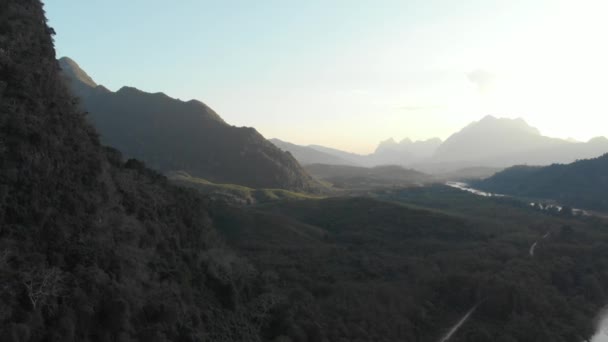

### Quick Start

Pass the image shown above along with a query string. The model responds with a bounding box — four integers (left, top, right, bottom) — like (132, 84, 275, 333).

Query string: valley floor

(207, 184, 608, 341)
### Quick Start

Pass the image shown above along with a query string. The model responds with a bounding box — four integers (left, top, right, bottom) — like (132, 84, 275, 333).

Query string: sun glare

(470, 0, 608, 141)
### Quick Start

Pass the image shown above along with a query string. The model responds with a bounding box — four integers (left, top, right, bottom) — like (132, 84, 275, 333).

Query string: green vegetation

(214, 188, 608, 341)
(474, 154, 608, 211)
(305, 163, 431, 190)
(169, 171, 324, 204)
(0, 3, 272, 340)
(2, 2, 608, 341)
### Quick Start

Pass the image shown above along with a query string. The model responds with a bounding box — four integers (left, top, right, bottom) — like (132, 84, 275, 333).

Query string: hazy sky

(45, 0, 608, 153)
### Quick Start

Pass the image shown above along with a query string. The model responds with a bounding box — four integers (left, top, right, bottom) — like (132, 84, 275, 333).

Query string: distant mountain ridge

(473, 154, 608, 211)
(373, 137, 442, 165)
(433, 115, 608, 167)
(434, 116, 549, 162)
(60, 57, 317, 191)
(269, 138, 356, 166)
(271, 137, 442, 167)
(273, 116, 608, 173)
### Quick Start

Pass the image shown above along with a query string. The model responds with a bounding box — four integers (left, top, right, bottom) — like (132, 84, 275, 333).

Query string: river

(445, 181, 505, 198)
(445, 182, 589, 216)
(592, 332, 608, 342)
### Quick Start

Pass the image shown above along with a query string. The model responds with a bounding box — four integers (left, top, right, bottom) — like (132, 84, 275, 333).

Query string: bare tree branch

(22, 267, 64, 310)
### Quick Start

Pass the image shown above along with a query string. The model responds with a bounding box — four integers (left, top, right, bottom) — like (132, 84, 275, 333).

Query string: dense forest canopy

(213, 188, 608, 341)
(474, 154, 608, 211)
(0, 1, 274, 340)
(1, 1, 607, 342)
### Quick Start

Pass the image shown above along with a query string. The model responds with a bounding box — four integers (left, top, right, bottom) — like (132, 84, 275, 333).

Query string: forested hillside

(0, 2, 271, 340)
(2, 2, 607, 342)
(474, 154, 608, 211)
(214, 191, 608, 342)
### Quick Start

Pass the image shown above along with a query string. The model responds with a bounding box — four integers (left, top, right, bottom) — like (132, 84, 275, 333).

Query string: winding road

(529, 242, 538, 257)
(530, 232, 550, 257)
(442, 182, 606, 340)
(437, 305, 478, 342)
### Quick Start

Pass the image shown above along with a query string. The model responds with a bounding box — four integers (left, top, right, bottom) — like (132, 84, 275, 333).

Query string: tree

(22, 267, 64, 310)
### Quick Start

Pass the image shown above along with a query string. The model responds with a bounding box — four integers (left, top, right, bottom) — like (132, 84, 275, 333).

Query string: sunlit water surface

(592, 315, 608, 342)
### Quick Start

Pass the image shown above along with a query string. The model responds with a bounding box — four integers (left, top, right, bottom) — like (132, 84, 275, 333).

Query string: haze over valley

(272, 115, 608, 173)
(1, 1, 607, 341)
(60, 55, 608, 181)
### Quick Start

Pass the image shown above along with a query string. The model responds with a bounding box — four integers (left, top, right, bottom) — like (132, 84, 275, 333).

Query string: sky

(44, 0, 608, 154)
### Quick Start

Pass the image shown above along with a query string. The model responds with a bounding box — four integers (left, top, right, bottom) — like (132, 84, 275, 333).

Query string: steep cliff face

(59, 57, 318, 192)
(0, 2, 266, 340)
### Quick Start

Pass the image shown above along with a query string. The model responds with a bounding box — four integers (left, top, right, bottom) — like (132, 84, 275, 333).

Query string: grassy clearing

(168, 171, 324, 204)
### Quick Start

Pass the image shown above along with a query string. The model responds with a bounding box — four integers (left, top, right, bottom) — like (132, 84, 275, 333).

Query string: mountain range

(59, 57, 316, 191)
(372, 137, 443, 165)
(3, 2, 608, 340)
(271, 137, 443, 167)
(272, 116, 608, 173)
(268, 138, 355, 166)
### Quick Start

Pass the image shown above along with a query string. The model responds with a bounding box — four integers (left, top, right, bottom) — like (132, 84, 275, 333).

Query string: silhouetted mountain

(269, 138, 355, 166)
(372, 137, 442, 165)
(272, 117, 607, 173)
(433, 115, 608, 167)
(308, 144, 364, 164)
(58, 56, 97, 88)
(60, 57, 316, 191)
(273, 137, 442, 167)
(305, 163, 431, 189)
(0, 2, 269, 339)
(474, 154, 608, 211)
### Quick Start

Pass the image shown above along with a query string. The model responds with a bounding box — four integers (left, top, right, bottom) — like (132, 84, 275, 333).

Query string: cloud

(467, 69, 496, 93)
